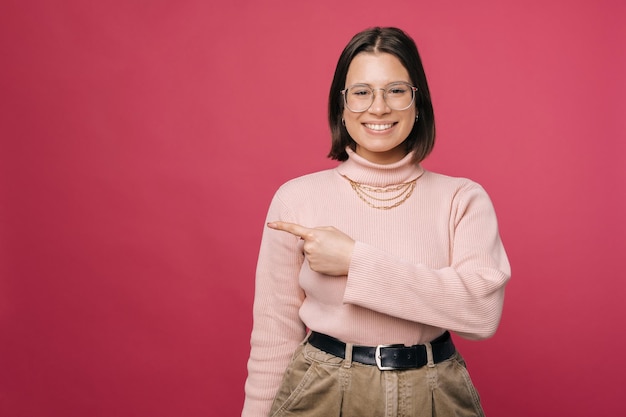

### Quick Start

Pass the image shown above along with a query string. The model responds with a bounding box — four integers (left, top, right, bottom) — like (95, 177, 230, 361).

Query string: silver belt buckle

(375, 345, 396, 370)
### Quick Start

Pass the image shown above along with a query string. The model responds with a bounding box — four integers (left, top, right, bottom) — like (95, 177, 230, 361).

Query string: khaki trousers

(270, 338, 485, 417)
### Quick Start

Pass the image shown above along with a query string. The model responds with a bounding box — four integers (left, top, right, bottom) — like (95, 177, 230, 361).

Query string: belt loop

(424, 342, 435, 368)
(343, 343, 353, 368)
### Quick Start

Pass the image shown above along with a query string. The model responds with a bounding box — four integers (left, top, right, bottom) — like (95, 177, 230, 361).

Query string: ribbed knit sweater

(242, 148, 511, 416)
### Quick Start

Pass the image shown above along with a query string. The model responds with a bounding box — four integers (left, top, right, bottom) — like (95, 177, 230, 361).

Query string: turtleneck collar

(335, 147, 425, 187)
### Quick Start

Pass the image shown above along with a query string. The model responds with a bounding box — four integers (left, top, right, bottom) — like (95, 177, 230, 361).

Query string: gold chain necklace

(342, 174, 417, 210)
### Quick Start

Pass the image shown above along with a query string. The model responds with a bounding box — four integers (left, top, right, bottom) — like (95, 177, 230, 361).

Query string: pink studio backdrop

(1, 1, 625, 416)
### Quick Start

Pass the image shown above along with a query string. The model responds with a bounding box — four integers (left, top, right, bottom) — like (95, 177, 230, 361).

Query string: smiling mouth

(364, 123, 395, 131)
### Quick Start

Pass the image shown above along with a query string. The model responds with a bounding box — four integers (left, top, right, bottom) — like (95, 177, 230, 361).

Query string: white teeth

(364, 123, 393, 131)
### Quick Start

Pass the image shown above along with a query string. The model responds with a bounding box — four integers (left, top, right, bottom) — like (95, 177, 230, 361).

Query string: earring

(415, 114, 419, 121)
(341, 118, 345, 126)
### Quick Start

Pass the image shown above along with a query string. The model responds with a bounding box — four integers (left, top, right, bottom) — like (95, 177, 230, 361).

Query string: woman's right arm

(242, 193, 307, 417)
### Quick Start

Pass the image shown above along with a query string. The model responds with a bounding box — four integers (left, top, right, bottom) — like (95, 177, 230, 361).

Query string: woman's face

(343, 52, 416, 164)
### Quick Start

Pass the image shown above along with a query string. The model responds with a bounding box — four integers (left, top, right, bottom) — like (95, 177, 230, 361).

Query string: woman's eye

(352, 89, 371, 96)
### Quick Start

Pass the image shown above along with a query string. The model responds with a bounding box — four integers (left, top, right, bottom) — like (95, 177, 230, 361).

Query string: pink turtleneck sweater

(242, 149, 511, 416)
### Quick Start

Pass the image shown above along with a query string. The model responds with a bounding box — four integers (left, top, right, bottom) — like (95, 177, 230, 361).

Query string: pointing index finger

(267, 221, 311, 239)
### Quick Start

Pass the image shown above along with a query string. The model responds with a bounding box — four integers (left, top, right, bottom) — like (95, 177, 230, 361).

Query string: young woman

(242, 27, 511, 417)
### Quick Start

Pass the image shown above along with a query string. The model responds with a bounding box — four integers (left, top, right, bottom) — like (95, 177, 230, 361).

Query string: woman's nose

(368, 89, 390, 115)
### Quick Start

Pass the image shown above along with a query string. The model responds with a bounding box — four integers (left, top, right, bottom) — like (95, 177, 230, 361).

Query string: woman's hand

(267, 221, 355, 276)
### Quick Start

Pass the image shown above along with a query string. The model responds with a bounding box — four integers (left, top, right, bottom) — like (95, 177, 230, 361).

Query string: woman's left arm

(344, 184, 511, 340)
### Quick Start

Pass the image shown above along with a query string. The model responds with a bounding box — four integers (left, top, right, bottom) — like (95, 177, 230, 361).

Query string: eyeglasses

(341, 82, 417, 113)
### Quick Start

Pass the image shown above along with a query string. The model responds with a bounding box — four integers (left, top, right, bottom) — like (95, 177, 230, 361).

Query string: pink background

(1, 1, 625, 416)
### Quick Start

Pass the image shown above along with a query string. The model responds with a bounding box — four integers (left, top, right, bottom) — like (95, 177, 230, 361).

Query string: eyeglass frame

(340, 82, 418, 113)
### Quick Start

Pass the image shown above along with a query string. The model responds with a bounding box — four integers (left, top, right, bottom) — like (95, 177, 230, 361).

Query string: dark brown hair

(328, 27, 435, 163)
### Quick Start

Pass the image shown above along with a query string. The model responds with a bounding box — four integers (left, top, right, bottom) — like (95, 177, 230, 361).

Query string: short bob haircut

(328, 27, 435, 164)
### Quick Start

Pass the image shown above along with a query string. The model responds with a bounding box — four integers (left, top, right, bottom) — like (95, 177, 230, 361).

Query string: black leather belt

(308, 331, 455, 370)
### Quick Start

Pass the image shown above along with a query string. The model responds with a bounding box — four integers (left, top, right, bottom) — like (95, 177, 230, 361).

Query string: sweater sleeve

(242, 192, 307, 417)
(343, 183, 511, 340)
